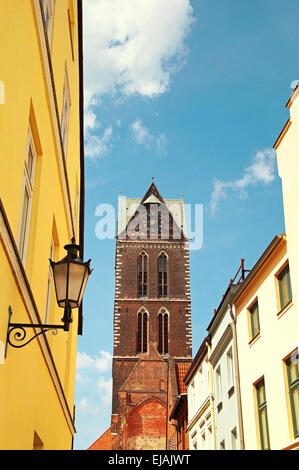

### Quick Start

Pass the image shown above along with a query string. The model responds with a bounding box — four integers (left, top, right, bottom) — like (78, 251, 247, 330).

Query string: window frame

(285, 351, 299, 439)
(158, 251, 168, 298)
(276, 262, 293, 311)
(17, 128, 37, 264)
(215, 365, 222, 405)
(227, 347, 234, 390)
(254, 377, 271, 450)
(45, 240, 54, 324)
(41, 0, 55, 47)
(136, 308, 148, 354)
(137, 250, 148, 298)
(249, 299, 260, 341)
(231, 427, 237, 450)
(60, 67, 71, 159)
(157, 308, 169, 355)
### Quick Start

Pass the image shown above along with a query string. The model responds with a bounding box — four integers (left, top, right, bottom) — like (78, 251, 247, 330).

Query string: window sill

(248, 332, 261, 347)
(277, 300, 293, 319)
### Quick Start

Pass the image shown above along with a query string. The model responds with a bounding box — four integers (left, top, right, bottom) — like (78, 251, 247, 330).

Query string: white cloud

(85, 126, 113, 159)
(84, 109, 97, 131)
(290, 80, 299, 90)
(77, 350, 112, 372)
(75, 350, 112, 416)
(209, 148, 277, 216)
(83, 0, 194, 101)
(97, 377, 112, 405)
(156, 133, 168, 155)
(131, 118, 153, 148)
(130, 118, 168, 155)
(83, 0, 194, 159)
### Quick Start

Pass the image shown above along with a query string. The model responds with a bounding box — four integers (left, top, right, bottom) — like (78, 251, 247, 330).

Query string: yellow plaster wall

(0, 0, 81, 449)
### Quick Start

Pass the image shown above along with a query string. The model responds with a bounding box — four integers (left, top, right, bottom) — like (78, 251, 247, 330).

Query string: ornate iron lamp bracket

(5, 306, 65, 358)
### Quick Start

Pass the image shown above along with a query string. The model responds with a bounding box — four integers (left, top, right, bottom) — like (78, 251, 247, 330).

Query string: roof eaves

(231, 233, 285, 305)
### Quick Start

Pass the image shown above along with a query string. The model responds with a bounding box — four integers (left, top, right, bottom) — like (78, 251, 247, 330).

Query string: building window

(67, 0, 75, 60)
(277, 263, 292, 310)
(285, 352, 299, 438)
(219, 440, 225, 450)
(249, 300, 260, 340)
(158, 309, 168, 355)
(45, 241, 54, 324)
(201, 432, 206, 450)
(216, 366, 222, 404)
(227, 348, 234, 389)
(138, 251, 148, 297)
(41, 0, 54, 44)
(137, 308, 148, 354)
(255, 378, 271, 450)
(190, 381, 195, 411)
(158, 252, 168, 298)
(208, 425, 212, 449)
(33, 431, 44, 450)
(18, 130, 37, 264)
(60, 69, 71, 158)
(231, 427, 237, 450)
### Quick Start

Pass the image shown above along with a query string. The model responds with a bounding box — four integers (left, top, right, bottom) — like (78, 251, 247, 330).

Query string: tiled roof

(175, 362, 191, 395)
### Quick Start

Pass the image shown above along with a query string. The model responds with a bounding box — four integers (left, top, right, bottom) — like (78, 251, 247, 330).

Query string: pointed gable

(141, 181, 165, 204)
(117, 181, 188, 241)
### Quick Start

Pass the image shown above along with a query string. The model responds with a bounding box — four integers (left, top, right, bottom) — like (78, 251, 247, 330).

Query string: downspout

(165, 357, 169, 450)
(206, 337, 216, 450)
(229, 303, 245, 450)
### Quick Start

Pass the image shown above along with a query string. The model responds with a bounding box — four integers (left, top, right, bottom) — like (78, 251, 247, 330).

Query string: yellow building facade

(0, 0, 84, 449)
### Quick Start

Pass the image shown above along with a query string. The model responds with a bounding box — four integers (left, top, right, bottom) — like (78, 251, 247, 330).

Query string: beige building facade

(233, 234, 298, 450)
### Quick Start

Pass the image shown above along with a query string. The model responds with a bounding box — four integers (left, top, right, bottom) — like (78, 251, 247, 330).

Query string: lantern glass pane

(78, 268, 89, 306)
(68, 262, 87, 306)
(53, 262, 68, 307)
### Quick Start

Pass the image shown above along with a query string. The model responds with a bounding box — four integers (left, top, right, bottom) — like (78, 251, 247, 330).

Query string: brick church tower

(89, 181, 192, 450)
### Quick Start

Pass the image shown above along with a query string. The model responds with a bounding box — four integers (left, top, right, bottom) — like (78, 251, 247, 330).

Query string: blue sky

(73, 0, 299, 449)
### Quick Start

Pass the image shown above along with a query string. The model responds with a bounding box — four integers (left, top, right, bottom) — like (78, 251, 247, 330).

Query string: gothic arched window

(138, 251, 148, 297)
(158, 309, 169, 355)
(158, 252, 168, 298)
(137, 308, 148, 354)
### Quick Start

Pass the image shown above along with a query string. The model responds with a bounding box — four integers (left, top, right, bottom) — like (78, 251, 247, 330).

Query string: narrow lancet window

(137, 309, 148, 354)
(158, 309, 169, 355)
(158, 252, 168, 298)
(138, 251, 148, 297)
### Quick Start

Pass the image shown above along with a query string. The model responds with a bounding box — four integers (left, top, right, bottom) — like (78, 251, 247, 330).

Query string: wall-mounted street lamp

(5, 238, 92, 356)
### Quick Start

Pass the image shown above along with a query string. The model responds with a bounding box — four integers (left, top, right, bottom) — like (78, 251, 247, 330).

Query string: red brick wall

(126, 398, 167, 450)
(88, 427, 111, 450)
(111, 234, 192, 450)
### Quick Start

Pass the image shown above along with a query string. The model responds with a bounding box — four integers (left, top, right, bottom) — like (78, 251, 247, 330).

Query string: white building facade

(208, 285, 244, 450)
(185, 339, 215, 450)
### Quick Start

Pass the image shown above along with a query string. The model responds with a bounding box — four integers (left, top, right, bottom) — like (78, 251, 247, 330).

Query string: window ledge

(277, 300, 293, 319)
(249, 332, 261, 347)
